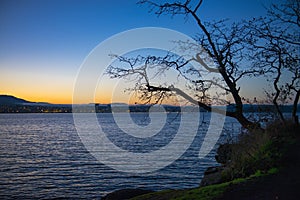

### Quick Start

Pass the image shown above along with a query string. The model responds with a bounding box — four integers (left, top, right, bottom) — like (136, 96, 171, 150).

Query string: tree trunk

(292, 90, 300, 126)
(235, 112, 262, 131)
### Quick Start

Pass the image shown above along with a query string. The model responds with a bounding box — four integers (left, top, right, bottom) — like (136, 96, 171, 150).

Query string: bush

(216, 120, 299, 181)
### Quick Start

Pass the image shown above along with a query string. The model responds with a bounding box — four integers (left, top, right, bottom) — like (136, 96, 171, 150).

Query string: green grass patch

(130, 178, 249, 200)
(131, 170, 281, 200)
(267, 167, 279, 174)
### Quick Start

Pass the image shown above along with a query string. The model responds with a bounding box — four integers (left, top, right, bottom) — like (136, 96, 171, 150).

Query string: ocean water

(0, 113, 241, 199)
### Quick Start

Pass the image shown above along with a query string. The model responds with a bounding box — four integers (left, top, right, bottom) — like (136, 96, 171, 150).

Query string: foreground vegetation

(131, 169, 278, 200)
(130, 121, 299, 200)
(218, 120, 298, 181)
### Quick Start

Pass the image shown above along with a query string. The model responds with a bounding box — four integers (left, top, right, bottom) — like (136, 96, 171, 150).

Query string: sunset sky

(0, 0, 283, 104)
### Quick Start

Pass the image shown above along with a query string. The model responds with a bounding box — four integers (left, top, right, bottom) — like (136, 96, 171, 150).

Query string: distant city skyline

(1, 0, 283, 104)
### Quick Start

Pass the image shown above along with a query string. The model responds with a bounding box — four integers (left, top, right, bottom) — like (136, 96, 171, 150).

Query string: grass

(130, 182, 231, 200)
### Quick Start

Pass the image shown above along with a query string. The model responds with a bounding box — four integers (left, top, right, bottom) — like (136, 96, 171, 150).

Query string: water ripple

(0, 113, 239, 199)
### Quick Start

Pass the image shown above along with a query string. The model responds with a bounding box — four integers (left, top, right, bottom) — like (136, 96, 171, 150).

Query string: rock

(200, 166, 225, 187)
(102, 189, 153, 200)
(215, 143, 233, 164)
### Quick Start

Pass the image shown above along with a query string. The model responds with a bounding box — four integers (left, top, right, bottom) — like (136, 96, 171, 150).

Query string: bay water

(0, 112, 241, 199)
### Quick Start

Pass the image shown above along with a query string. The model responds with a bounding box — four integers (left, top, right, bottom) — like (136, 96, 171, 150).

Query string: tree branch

(146, 84, 236, 117)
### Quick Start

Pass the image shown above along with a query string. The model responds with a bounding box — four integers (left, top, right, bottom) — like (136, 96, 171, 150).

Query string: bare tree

(107, 0, 266, 130)
(246, 0, 300, 124)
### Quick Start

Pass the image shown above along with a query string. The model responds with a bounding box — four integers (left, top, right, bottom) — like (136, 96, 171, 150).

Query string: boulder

(215, 143, 232, 164)
(200, 166, 225, 187)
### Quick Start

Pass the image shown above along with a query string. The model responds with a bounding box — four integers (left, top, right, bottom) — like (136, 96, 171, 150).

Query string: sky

(0, 0, 284, 104)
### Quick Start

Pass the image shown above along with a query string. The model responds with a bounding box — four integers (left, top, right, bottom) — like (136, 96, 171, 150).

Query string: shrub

(216, 120, 298, 181)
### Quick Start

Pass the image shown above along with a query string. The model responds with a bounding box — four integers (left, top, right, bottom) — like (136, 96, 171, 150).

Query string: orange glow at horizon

(1, 61, 266, 105)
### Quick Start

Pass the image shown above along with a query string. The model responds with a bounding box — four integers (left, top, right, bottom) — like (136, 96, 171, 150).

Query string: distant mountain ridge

(0, 95, 32, 105)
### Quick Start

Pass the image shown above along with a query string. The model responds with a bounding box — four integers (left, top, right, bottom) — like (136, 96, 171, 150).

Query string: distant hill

(0, 95, 32, 105)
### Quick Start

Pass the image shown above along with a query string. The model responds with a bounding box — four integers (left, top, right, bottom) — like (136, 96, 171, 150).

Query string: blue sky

(0, 0, 282, 103)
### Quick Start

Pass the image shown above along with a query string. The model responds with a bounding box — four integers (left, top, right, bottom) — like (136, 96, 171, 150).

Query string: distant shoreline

(1, 103, 299, 113)
(1, 94, 299, 113)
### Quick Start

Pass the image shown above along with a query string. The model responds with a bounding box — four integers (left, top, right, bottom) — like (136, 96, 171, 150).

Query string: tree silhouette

(246, 0, 299, 124)
(107, 0, 299, 130)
